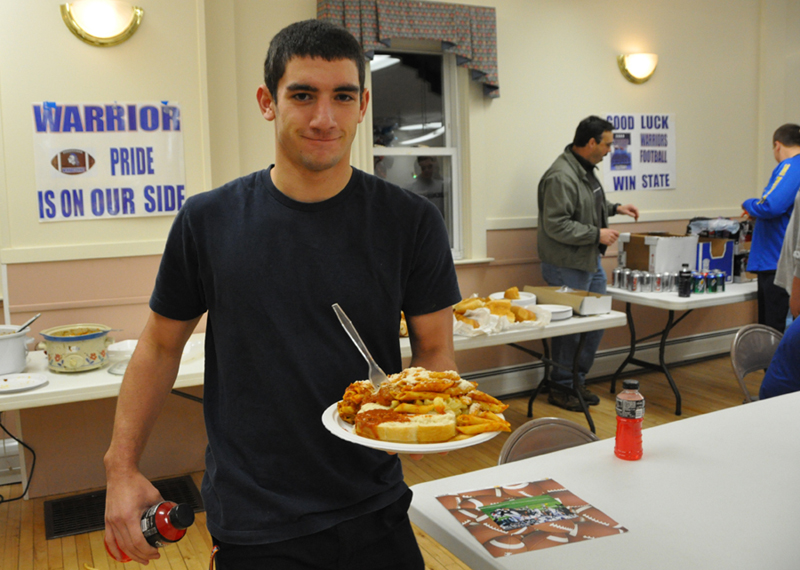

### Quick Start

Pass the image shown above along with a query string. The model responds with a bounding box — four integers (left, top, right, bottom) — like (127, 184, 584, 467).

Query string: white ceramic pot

(0, 325, 34, 374)
(38, 323, 114, 373)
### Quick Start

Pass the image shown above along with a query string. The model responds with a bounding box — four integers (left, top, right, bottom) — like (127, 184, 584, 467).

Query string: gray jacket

(537, 146, 619, 272)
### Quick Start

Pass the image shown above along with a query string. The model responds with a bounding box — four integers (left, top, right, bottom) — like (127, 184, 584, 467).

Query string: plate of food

(323, 367, 511, 454)
(536, 304, 573, 321)
(0, 373, 48, 395)
(488, 287, 537, 307)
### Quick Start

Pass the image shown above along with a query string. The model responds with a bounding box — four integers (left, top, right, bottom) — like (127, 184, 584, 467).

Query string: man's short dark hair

(773, 123, 800, 147)
(264, 19, 366, 101)
(573, 116, 614, 147)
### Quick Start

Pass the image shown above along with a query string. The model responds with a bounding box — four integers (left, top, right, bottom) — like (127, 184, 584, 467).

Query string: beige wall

(0, 0, 795, 360)
(0, 0, 211, 264)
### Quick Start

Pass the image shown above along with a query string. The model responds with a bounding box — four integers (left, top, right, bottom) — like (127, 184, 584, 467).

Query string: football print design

(436, 478, 627, 559)
(51, 149, 95, 175)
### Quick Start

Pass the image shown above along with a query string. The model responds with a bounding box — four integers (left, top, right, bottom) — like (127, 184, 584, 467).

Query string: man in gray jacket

(538, 116, 639, 411)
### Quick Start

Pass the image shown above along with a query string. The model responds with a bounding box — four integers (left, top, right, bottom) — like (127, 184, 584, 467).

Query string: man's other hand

(616, 204, 640, 221)
(600, 228, 620, 246)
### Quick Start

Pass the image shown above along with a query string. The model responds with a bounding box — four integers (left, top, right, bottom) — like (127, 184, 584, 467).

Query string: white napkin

(453, 305, 551, 337)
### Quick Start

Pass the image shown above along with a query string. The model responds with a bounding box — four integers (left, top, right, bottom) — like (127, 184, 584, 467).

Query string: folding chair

(730, 324, 783, 403)
(498, 417, 599, 465)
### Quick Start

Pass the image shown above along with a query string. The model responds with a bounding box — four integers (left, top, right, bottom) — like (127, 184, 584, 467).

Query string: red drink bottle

(106, 501, 195, 562)
(141, 501, 195, 546)
(614, 379, 644, 460)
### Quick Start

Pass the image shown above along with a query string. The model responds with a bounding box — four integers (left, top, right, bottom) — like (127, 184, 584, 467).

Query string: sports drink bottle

(614, 379, 644, 461)
(106, 501, 195, 562)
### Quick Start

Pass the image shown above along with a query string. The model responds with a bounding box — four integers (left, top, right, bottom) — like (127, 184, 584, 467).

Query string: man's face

(418, 158, 435, 179)
(258, 56, 369, 173)
(587, 131, 614, 165)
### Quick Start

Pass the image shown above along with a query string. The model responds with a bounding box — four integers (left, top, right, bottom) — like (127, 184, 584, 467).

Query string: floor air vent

(44, 475, 204, 540)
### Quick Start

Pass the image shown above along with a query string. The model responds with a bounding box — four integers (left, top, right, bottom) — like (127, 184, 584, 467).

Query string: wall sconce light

(617, 53, 658, 84)
(61, 1, 144, 47)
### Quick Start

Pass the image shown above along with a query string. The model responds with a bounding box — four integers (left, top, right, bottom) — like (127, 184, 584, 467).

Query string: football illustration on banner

(50, 149, 95, 175)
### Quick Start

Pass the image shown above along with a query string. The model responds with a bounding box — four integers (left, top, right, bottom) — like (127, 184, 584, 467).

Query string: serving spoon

(332, 303, 389, 389)
(16, 313, 41, 333)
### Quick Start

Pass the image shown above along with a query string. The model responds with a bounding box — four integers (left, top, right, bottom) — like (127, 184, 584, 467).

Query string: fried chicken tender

(504, 286, 521, 300)
(509, 305, 537, 322)
(454, 312, 480, 328)
(399, 312, 408, 337)
(454, 297, 483, 314)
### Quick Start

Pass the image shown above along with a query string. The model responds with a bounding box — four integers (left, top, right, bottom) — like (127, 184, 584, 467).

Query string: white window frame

(369, 45, 464, 260)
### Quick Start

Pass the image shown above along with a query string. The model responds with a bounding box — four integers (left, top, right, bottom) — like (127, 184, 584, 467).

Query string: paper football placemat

(436, 478, 627, 558)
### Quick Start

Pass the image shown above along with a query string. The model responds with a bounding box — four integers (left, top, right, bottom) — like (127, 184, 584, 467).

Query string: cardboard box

(696, 237, 734, 282)
(524, 286, 612, 316)
(618, 233, 698, 275)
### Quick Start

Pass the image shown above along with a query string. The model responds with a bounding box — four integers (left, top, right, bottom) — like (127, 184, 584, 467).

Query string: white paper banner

(32, 101, 186, 222)
(602, 113, 676, 192)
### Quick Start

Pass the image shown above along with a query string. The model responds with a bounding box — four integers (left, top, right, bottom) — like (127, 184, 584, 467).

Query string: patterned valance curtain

(317, 0, 500, 98)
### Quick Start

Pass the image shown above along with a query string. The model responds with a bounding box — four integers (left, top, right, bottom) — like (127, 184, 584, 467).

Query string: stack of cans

(613, 266, 681, 293)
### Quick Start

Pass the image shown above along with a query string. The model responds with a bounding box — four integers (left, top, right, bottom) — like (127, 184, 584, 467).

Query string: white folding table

(408, 391, 800, 570)
(607, 282, 757, 414)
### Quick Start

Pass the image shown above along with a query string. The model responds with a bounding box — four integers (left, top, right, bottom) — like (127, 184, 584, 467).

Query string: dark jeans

(211, 489, 424, 570)
(540, 256, 607, 387)
(756, 271, 790, 333)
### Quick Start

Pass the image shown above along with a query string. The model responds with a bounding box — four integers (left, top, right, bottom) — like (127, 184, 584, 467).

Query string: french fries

(456, 411, 511, 435)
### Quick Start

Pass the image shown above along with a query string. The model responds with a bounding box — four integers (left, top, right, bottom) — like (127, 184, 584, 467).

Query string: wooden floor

(0, 354, 759, 570)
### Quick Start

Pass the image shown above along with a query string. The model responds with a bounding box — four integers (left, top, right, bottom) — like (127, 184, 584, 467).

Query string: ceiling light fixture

(400, 126, 446, 146)
(370, 54, 401, 72)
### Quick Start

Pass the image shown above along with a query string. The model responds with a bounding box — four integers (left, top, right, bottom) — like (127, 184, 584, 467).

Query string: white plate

(321, 403, 503, 454)
(488, 291, 537, 307)
(0, 373, 48, 394)
(107, 338, 204, 363)
(536, 304, 573, 321)
(107, 339, 138, 360)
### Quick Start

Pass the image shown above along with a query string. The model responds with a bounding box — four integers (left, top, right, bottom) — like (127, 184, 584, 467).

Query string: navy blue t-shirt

(150, 166, 461, 544)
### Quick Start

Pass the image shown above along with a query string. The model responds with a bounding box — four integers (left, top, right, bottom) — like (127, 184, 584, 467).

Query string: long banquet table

(409, 391, 800, 570)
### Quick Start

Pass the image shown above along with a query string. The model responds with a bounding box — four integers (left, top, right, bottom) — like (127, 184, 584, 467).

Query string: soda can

(642, 272, 653, 292)
(692, 272, 706, 293)
(623, 268, 632, 289)
(630, 270, 641, 292)
(613, 267, 624, 288)
(706, 271, 718, 293)
(716, 271, 726, 292)
(667, 272, 676, 292)
(654, 272, 663, 292)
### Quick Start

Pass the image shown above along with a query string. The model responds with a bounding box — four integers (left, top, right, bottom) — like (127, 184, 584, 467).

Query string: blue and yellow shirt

(743, 154, 800, 271)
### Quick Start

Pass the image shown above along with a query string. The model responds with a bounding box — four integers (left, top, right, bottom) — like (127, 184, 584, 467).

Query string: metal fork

(332, 303, 389, 389)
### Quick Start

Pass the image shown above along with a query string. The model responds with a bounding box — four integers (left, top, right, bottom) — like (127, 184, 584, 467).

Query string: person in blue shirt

(759, 315, 800, 399)
(742, 124, 800, 332)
